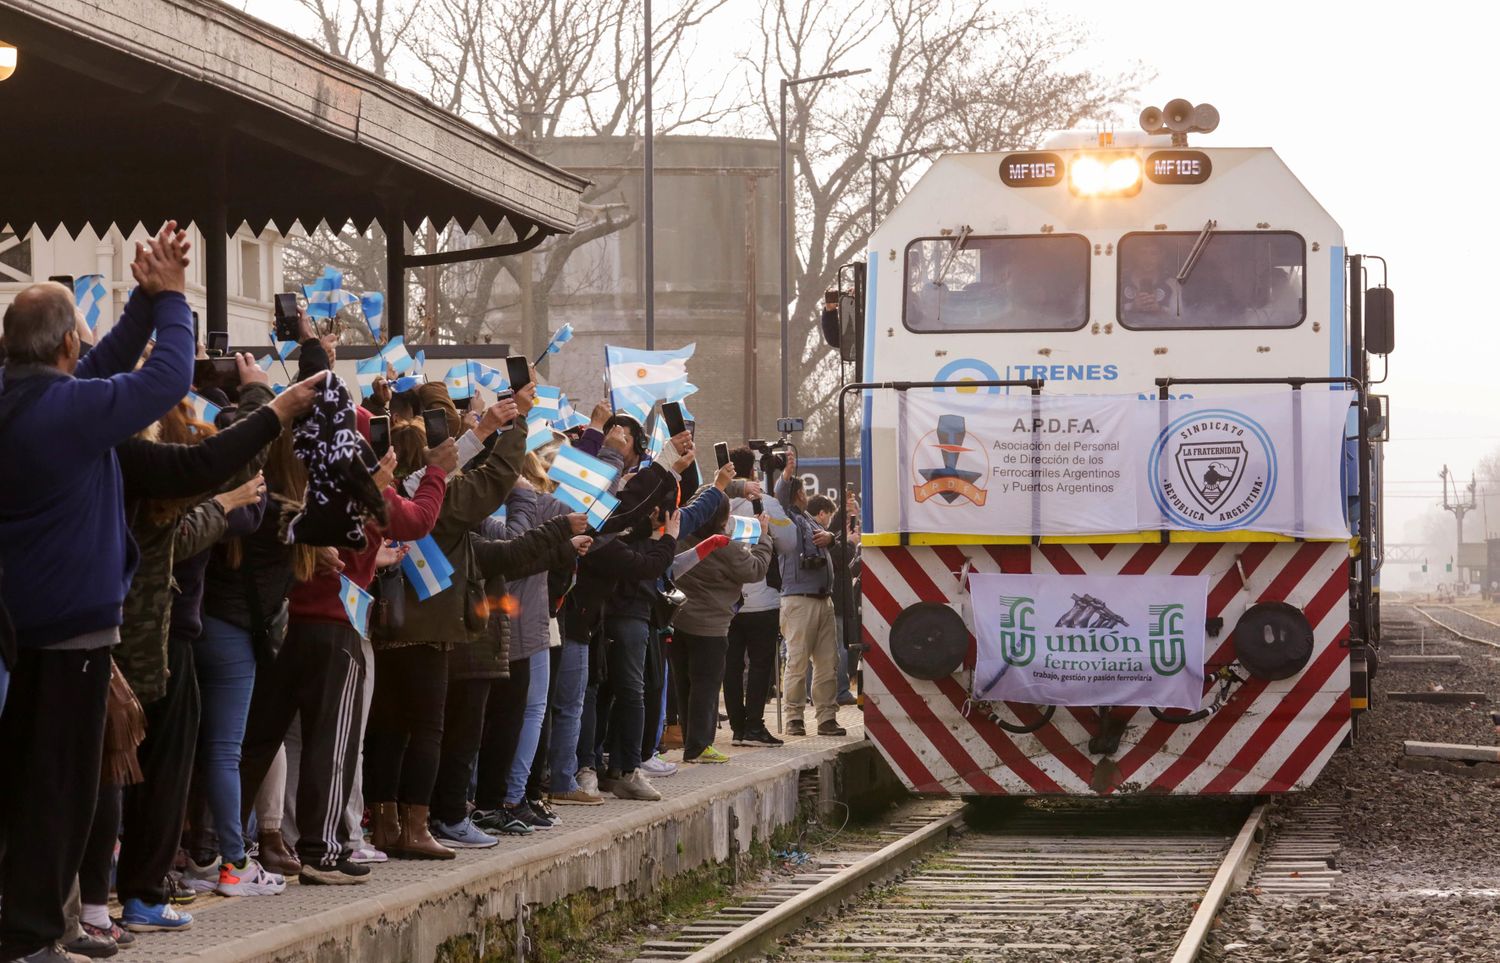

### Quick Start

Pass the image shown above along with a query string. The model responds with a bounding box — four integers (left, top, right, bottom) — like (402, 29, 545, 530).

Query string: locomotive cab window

(903, 234, 1090, 332)
(1117, 231, 1306, 329)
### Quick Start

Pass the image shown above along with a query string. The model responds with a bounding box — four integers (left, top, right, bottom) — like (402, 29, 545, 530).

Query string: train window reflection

(1117, 232, 1306, 329)
(903, 234, 1089, 333)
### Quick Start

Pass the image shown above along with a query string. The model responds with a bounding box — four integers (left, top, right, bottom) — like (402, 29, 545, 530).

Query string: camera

(799, 553, 827, 571)
(776, 417, 804, 435)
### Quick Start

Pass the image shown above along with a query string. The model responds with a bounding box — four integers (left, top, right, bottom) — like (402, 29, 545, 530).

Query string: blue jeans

(505, 651, 550, 804)
(604, 616, 650, 775)
(194, 616, 257, 862)
(548, 641, 590, 794)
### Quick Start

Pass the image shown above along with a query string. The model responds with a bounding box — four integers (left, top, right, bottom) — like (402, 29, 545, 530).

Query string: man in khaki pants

(772, 452, 846, 738)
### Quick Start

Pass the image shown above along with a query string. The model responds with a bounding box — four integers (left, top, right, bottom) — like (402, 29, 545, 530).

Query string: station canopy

(0, 0, 589, 240)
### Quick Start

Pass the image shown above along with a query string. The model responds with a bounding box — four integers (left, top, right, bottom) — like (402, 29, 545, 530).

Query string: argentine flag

(584, 489, 619, 530)
(605, 343, 697, 413)
(390, 374, 424, 393)
(354, 355, 385, 398)
(74, 275, 107, 332)
(467, 361, 507, 392)
(340, 575, 374, 638)
(305, 267, 357, 319)
(533, 385, 563, 418)
(547, 445, 619, 504)
(525, 410, 555, 453)
(185, 391, 221, 425)
(729, 516, 762, 544)
(542, 323, 574, 357)
(360, 292, 385, 340)
(553, 394, 589, 432)
(255, 354, 276, 372)
(647, 411, 672, 458)
(444, 362, 471, 400)
(377, 335, 416, 374)
(401, 535, 455, 600)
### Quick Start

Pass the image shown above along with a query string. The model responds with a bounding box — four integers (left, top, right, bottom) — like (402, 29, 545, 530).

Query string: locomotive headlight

(1069, 154, 1142, 197)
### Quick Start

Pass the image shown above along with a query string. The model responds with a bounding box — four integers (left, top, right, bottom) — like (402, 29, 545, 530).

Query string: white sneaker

(640, 753, 678, 777)
(576, 767, 600, 795)
(611, 769, 662, 801)
(182, 856, 221, 893)
(216, 856, 286, 897)
(348, 843, 388, 864)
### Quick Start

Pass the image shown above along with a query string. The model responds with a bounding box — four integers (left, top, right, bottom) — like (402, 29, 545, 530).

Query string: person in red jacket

(235, 361, 463, 885)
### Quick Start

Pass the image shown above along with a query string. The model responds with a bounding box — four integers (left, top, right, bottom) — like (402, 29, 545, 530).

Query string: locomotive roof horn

(1140, 99, 1220, 145)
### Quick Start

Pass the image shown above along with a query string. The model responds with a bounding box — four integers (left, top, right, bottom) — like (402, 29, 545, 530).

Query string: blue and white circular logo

(1148, 409, 1277, 531)
(934, 358, 1002, 394)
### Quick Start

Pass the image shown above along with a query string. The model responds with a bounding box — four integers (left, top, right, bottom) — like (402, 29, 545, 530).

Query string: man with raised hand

(0, 224, 194, 963)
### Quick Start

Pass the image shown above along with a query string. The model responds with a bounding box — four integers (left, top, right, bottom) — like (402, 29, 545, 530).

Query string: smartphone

(661, 401, 687, 437)
(192, 311, 201, 345)
(192, 357, 241, 391)
(422, 408, 449, 448)
(206, 331, 228, 357)
(369, 415, 391, 458)
(273, 293, 299, 342)
(714, 442, 730, 469)
(505, 354, 532, 392)
(48, 274, 73, 289)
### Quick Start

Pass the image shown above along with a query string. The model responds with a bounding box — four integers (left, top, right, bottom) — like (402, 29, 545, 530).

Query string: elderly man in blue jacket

(0, 224, 194, 963)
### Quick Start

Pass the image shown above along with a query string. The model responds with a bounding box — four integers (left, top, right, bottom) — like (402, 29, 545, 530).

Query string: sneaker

(120, 899, 193, 932)
(686, 745, 730, 764)
(837, 692, 858, 706)
(430, 816, 499, 849)
(817, 721, 849, 737)
(548, 788, 605, 806)
(82, 922, 132, 949)
(298, 858, 371, 885)
(181, 855, 221, 894)
(17, 943, 95, 962)
(62, 933, 116, 959)
(514, 801, 556, 830)
(576, 767, 600, 795)
(472, 806, 534, 836)
(741, 727, 785, 747)
(640, 753, 678, 777)
(528, 796, 561, 824)
(348, 842, 388, 864)
(784, 720, 806, 737)
(730, 730, 747, 746)
(163, 872, 196, 905)
(217, 856, 287, 896)
(611, 769, 662, 801)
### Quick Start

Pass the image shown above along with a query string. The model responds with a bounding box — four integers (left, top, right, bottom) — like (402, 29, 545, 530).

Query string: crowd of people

(0, 224, 861, 963)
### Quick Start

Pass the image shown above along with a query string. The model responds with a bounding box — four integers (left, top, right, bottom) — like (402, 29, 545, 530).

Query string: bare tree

(747, 0, 1143, 441)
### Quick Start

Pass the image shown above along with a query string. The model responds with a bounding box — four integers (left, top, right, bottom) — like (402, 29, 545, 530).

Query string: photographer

(771, 451, 846, 738)
(723, 446, 781, 747)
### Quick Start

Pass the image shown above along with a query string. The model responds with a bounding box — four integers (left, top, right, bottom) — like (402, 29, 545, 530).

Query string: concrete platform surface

(133, 706, 877, 963)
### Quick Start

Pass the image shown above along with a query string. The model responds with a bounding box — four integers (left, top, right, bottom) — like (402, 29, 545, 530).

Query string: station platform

(131, 707, 890, 963)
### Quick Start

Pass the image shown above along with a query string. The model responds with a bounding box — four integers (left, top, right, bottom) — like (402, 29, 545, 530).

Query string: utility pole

(1441, 463, 1478, 550)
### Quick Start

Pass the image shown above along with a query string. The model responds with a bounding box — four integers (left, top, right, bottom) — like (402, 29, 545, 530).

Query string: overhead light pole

(869, 146, 946, 235)
(643, 0, 655, 348)
(778, 67, 869, 421)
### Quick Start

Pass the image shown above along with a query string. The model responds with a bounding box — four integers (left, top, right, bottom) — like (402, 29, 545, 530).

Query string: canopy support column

(204, 130, 229, 339)
(385, 209, 406, 341)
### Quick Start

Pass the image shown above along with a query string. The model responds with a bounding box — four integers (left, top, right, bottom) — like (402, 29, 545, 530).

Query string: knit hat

(285, 372, 389, 548)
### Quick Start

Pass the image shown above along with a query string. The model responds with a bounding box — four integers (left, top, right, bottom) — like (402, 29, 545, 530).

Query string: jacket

(772, 477, 832, 596)
(561, 532, 676, 643)
(202, 494, 298, 633)
(380, 420, 525, 647)
(0, 288, 194, 649)
(673, 531, 773, 638)
(504, 486, 571, 662)
(169, 491, 266, 642)
(447, 513, 575, 681)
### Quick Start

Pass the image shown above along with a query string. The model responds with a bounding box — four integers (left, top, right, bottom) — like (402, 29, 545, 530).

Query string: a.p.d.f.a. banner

(969, 572, 1209, 710)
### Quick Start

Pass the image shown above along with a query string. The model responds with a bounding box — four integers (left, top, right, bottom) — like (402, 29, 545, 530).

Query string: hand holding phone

(369, 415, 391, 458)
(661, 401, 687, 437)
(273, 293, 300, 342)
(714, 442, 730, 469)
(422, 408, 450, 448)
(505, 355, 533, 392)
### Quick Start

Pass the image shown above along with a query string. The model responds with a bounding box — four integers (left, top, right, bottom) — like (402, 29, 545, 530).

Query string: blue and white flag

(377, 335, 416, 374)
(390, 375, 424, 393)
(547, 445, 619, 504)
(605, 343, 698, 414)
(542, 323, 574, 357)
(360, 291, 385, 340)
(525, 411, 555, 453)
(553, 393, 590, 432)
(255, 354, 276, 372)
(729, 516, 762, 544)
(413, 350, 426, 371)
(268, 336, 298, 361)
(339, 575, 374, 638)
(73, 275, 107, 332)
(354, 354, 385, 399)
(185, 391, 221, 425)
(491, 505, 508, 524)
(533, 385, 563, 418)
(613, 397, 653, 426)
(304, 267, 357, 319)
(584, 489, 619, 530)
(401, 535, 455, 601)
(467, 360, 507, 392)
(444, 363, 472, 400)
(647, 410, 672, 459)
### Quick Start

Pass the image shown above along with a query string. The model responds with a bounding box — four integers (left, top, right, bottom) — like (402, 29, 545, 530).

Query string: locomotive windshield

(903, 234, 1089, 332)
(1117, 231, 1305, 329)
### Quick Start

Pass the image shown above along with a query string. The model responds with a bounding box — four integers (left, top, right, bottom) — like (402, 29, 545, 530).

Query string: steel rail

(1412, 604, 1500, 650)
(1170, 800, 1272, 963)
(675, 806, 968, 963)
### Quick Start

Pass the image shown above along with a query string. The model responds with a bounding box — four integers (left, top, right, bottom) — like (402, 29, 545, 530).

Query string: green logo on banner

(998, 595, 1037, 666)
(1148, 603, 1188, 675)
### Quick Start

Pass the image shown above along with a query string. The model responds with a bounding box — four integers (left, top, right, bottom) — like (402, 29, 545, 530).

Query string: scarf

(285, 373, 388, 548)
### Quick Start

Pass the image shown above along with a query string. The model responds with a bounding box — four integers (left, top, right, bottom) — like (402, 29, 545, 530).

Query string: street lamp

(869, 146, 947, 234)
(778, 67, 869, 422)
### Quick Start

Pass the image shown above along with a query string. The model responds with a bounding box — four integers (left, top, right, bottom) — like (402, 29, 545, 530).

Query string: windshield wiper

(1175, 219, 1218, 285)
(934, 224, 973, 287)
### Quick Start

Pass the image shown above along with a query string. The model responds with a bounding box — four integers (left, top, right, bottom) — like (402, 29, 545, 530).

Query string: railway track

(633, 799, 1271, 962)
(1410, 603, 1500, 649)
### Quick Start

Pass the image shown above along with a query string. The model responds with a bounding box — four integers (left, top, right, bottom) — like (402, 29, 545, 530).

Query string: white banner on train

(969, 572, 1209, 710)
(887, 390, 1353, 538)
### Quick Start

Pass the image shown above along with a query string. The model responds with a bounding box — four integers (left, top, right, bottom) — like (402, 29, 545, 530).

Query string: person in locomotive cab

(1122, 241, 1177, 319)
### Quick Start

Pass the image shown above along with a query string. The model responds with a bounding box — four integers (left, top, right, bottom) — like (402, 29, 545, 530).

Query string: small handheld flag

(390, 374, 424, 393)
(553, 393, 590, 432)
(605, 342, 698, 415)
(467, 360, 507, 392)
(377, 335, 416, 374)
(584, 489, 619, 531)
(74, 275, 108, 332)
(532, 385, 563, 418)
(647, 411, 672, 459)
(360, 291, 385, 341)
(536, 322, 575, 363)
(401, 535, 455, 601)
(729, 516, 762, 544)
(547, 445, 619, 501)
(304, 267, 358, 319)
(444, 362, 471, 400)
(354, 355, 385, 399)
(340, 575, 374, 638)
(525, 410, 555, 453)
(185, 391, 221, 425)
